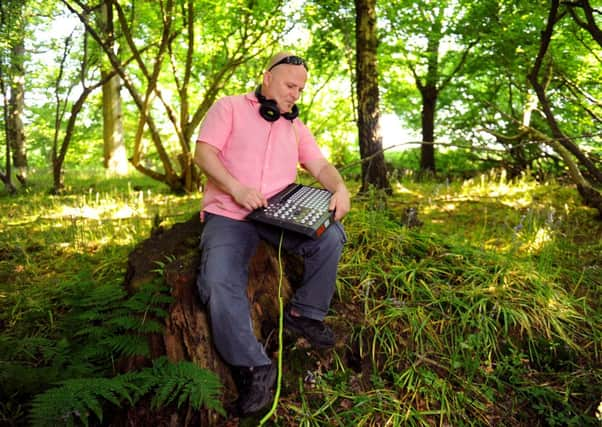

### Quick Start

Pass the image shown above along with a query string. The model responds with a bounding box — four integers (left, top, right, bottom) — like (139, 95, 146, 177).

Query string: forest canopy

(0, 0, 600, 205)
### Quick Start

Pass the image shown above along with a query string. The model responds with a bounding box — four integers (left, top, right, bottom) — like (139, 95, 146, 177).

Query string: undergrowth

(0, 170, 222, 426)
(1, 169, 601, 426)
(279, 173, 601, 426)
(0, 272, 225, 426)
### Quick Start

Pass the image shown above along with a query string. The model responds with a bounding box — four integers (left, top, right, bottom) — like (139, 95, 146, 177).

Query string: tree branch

(528, 0, 602, 184)
(563, 0, 602, 47)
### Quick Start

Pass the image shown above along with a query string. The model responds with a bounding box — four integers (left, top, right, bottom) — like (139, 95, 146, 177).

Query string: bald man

(194, 52, 350, 416)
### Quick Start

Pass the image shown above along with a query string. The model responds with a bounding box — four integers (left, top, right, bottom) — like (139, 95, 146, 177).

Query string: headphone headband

(254, 85, 298, 122)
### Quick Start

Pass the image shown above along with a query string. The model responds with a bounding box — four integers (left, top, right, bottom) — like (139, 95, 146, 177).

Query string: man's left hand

(329, 186, 350, 221)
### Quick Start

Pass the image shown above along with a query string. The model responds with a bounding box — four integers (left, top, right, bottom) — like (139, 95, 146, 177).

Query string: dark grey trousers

(196, 213, 346, 367)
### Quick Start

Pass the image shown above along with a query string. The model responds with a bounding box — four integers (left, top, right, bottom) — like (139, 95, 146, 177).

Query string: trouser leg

(258, 221, 347, 321)
(196, 214, 270, 367)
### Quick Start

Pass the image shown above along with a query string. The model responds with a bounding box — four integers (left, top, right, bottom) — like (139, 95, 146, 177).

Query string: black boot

(233, 362, 277, 416)
(284, 306, 335, 349)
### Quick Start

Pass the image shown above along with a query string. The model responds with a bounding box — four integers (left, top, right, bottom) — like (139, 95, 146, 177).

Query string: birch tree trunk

(99, 1, 127, 175)
(8, 28, 27, 185)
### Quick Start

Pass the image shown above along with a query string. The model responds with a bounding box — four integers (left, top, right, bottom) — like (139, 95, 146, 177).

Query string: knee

(197, 275, 245, 311)
(323, 221, 347, 252)
(196, 244, 256, 305)
(301, 221, 346, 259)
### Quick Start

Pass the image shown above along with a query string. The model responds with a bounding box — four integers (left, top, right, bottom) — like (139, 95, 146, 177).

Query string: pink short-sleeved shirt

(197, 91, 325, 220)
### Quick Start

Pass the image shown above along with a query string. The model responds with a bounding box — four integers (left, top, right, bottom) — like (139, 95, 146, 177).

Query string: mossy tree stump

(121, 213, 304, 425)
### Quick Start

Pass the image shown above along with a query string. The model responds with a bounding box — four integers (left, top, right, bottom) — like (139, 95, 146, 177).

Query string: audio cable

(259, 230, 285, 425)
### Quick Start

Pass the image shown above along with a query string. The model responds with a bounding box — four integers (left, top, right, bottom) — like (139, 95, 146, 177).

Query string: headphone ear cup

(255, 85, 298, 122)
(282, 104, 299, 121)
(255, 86, 280, 122)
(259, 101, 280, 122)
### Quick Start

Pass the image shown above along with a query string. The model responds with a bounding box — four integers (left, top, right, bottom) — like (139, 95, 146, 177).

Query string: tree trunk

(52, 89, 91, 193)
(527, 0, 602, 215)
(355, 0, 391, 194)
(121, 215, 303, 425)
(8, 34, 27, 186)
(102, 72, 127, 174)
(418, 11, 442, 175)
(0, 66, 16, 194)
(420, 86, 437, 173)
(99, 1, 127, 176)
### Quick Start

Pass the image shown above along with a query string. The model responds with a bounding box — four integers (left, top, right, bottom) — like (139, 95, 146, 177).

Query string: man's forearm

(195, 141, 268, 210)
(316, 163, 347, 193)
(195, 142, 238, 196)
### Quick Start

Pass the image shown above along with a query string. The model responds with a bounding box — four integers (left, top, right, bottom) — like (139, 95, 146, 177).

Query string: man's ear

(262, 71, 271, 89)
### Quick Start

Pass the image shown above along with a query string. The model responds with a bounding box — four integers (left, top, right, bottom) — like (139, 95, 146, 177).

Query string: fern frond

(146, 357, 225, 415)
(73, 324, 111, 340)
(71, 309, 105, 322)
(100, 334, 150, 358)
(63, 282, 126, 314)
(104, 315, 164, 334)
(153, 377, 179, 408)
(29, 377, 137, 427)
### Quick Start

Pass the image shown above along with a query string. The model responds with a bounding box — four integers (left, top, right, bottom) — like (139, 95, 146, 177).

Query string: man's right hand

(196, 142, 267, 211)
(232, 186, 268, 211)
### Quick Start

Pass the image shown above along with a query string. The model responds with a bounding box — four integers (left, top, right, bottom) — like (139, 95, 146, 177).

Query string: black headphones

(255, 85, 299, 122)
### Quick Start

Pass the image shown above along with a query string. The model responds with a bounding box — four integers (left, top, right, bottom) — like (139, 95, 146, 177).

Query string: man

(194, 51, 350, 416)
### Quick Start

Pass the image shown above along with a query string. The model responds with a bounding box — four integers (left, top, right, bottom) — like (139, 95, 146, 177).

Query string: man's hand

(232, 185, 268, 211)
(304, 158, 351, 222)
(196, 142, 267, 211)
(329, 186, 351, 221)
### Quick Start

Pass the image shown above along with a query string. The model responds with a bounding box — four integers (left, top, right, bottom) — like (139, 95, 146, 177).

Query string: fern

(105, 314, 164, 334)
(29, 358, 225, 426)
(144, 357, 225, 415)
(29, 377, 138, 427)
(65, 279, 172, 362)
(6, 268, 209, 426)
(101, 334, 150, 358)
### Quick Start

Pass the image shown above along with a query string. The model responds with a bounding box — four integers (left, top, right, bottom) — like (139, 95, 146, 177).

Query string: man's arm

(304, 158, 350, 221)
(194, 141, 267, 211)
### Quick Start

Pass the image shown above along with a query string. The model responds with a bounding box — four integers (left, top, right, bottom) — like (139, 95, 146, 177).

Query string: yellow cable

(259, 230, 285, 425)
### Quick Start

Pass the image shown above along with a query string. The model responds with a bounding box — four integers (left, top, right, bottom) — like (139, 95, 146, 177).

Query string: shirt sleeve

(196, 97, 233, 151)
(296, 120, 325, 165)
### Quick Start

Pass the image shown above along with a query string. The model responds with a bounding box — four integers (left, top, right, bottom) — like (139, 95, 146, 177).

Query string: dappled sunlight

(442, 202, 457, 211)
(393, 182, 423, 197)
(391, 173, 584, 263)
(1, 183, 201, 262)
(460, 171, 541, 207)
(110, 205, 138, 219)
(523, 226, 554, 254)
(56, 205, 102, 220)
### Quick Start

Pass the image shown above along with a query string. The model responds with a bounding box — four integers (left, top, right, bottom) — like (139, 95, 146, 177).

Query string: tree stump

(121, 213, 304, 425)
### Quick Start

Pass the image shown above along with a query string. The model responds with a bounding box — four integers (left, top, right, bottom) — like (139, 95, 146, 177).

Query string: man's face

(262, 64, 307, 113)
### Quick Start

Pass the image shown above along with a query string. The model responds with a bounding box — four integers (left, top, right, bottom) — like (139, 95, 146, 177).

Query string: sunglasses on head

(268, 55, 308, 71)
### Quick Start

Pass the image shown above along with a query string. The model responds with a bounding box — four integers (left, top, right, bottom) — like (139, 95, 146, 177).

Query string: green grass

(1, 168, 601, 426)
